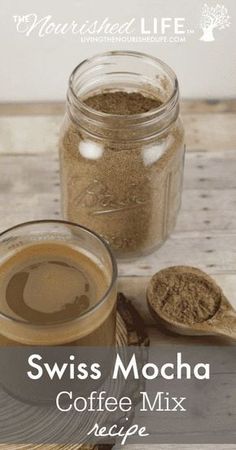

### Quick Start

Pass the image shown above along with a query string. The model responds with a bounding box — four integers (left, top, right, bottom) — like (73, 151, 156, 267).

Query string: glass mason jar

(59, 51, 185, 259)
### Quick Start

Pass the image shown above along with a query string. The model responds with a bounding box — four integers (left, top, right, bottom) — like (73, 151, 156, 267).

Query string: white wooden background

(0, 99, 236, 449)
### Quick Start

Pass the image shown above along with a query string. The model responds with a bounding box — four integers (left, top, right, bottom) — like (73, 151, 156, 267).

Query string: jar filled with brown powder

(59, 51, 185, 258)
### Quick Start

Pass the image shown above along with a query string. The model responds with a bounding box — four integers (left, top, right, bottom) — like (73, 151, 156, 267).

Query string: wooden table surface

(0, 99, 236, 449)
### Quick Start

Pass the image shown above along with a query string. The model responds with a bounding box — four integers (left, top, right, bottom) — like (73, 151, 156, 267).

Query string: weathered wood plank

(2, 151, 235, 193)
(119, 234, 236, 277)
(0, 102, 66, 116)
(0, 113, 236, 154)
(180, 98, 236, 114)
(114, 446, 236, 450)
(0, 99, 235, 116)
(1, 445, 236, 450)
(0, 152, 235, 276)
(180, 189, 236, 210)
(184, 150, 236, 188)
(0, 116, 60, 154)
(183, 113, 236, 152)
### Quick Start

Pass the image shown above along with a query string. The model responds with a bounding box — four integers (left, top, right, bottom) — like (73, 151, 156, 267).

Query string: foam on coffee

(0, 242, 116, 345)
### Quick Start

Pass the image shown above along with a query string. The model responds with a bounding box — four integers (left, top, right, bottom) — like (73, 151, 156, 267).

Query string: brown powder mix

(59, 91, 184, 257)
(85, 91, 162, 114)
(147, 266, 222, 325)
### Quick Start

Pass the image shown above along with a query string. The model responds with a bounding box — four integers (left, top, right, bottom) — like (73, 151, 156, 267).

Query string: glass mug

(0, 220, 117, 346)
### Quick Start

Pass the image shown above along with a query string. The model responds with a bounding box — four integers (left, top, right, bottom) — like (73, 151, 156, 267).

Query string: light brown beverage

(0, 242, 116, 346)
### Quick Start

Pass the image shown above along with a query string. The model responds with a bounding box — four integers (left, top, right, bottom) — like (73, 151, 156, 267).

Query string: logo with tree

(200, 3, 230, 41)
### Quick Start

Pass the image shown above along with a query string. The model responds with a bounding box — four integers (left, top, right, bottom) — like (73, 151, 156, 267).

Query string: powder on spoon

(147, 266, 222, 325)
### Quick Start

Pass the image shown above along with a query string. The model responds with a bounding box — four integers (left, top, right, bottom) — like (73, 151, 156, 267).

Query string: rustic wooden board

(1, 99, 236, 115)
(0, 100, 236, 153)
(0, 100, 235, 450)
(0, 151, 235, 278)
(114, 447, 236, 450)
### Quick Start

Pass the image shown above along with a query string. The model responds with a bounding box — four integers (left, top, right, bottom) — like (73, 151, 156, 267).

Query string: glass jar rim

(0, 219, 117, 328)
(68, 50, 179, 123)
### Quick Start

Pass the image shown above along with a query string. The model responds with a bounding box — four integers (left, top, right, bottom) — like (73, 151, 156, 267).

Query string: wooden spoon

(147, 266, 236, 340)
